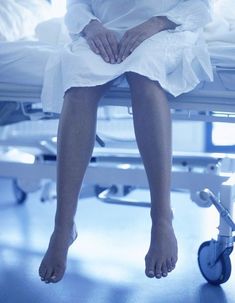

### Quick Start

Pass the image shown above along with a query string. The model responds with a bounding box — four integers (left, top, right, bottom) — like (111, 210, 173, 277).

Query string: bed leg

(199, 177, 235, 238)
(198, 181, 235, 253)
(218, 175, 235, 237)
(197, 178, 235, 284)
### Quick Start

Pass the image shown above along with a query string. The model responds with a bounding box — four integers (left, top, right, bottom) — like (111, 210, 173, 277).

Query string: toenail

(162, 273, 168, 277)
(156, 273, 161, 279)
(148, 271, 155, 277)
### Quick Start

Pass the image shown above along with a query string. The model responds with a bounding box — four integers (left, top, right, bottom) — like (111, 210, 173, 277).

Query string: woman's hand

(82, 20, 118, 64)
(117, 16, 177, 63)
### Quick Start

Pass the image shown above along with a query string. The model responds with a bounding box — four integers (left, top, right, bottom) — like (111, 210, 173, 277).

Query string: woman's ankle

(54, 221, 76, 233)
(151, 208, 174, 227)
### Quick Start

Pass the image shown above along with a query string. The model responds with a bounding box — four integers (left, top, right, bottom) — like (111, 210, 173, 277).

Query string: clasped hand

(82, 17, 166, 64)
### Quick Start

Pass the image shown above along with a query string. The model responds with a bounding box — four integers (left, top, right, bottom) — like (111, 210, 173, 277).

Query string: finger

(119, 31, 129, 46)
(117, 33, 130, 63)
(120, 37, 137, 61)
(118, 33, 145, 62)
(102, 35, 115, 63)
(106, 33, 119, 62)
(87, 39, 100, 55)
(128, 35, 145, 54)
(118, 39, 130, 63)
(94, 37, 110, 62)
(121, 34, 145, 61)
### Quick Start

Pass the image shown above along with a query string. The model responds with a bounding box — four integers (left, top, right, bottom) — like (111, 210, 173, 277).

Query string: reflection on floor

(0, 178, 234, 303)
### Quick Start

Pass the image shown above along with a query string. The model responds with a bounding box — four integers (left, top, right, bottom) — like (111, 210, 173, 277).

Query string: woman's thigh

(125, 72, 165, 98)
(64, 82, 112, 106)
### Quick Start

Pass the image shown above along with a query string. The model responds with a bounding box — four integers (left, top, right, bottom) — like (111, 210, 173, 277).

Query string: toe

(145, 255, 156, 278)
(50, 275, 60, 283)
(171, 257, 177, 268)
(50, 266, 65, 283)
(44, 267, 54, 283)
(166, 259, 172, 272)
(155, 262, 162, 279)
(161, 262, 168, 277)
(39, 262, 47, 281)
(51, 273, 63, 283)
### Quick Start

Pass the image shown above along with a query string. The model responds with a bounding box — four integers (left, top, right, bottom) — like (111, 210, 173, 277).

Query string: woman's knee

(64, 84, 109, 105)
(125, 72, 163, 98)
(125, 72, 147, 85)
(62, 87, 100, 116)
(64, 87, 96, 104)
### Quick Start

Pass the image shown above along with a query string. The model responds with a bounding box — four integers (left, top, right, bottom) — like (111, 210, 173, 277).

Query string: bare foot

(39, 224, 77, 283)
(145, 219, 178, 279)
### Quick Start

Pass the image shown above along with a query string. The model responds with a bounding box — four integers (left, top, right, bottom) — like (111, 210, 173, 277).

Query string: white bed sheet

(1, 5, 235, 88)
(0, 39, 235, 93)
(0, 0, 52, 41)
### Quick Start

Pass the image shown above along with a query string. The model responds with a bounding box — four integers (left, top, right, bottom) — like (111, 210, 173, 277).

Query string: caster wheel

(94, 185, 108, 197)
(198, 241, 232, 285)
(13, 180, 27, 204)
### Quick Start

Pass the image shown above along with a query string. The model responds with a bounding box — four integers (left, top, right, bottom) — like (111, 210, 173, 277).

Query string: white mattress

(0, 40, 54, 86)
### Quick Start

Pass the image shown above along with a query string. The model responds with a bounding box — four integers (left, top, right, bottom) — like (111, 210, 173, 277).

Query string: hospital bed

(1, 16, 235, 285)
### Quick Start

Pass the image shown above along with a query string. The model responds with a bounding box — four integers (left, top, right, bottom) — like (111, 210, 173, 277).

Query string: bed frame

(0, 65, 235, 285)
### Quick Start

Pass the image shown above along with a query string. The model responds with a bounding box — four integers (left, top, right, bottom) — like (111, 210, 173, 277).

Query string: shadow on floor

(0, 244, 134, 303)
(196, 283, 228, 303)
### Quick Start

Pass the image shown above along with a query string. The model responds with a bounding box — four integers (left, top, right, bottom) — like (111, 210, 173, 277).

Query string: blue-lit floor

(0, 179, 235, 303)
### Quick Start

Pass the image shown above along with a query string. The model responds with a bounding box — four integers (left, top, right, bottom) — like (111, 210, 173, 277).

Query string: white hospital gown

(41, 0, 213, 113)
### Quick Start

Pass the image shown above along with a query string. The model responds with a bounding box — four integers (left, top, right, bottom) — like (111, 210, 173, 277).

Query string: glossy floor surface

(0, 179, 235, 303)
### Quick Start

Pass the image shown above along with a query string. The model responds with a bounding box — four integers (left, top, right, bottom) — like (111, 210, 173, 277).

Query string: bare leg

(39, 83, 110, 283)
(126, 72, 178, 279)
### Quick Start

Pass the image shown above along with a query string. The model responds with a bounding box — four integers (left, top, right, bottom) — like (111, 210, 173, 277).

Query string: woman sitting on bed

(39, 0, 213, 283)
